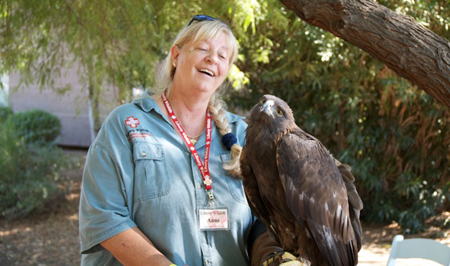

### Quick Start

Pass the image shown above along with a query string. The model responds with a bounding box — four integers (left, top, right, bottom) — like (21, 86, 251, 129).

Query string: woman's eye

(276, 109, 283, 116)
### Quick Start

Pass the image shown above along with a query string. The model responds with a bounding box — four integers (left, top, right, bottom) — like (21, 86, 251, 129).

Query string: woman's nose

(205, 52, 218, 64)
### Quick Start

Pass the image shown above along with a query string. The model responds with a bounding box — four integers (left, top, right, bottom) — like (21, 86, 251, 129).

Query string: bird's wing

(336, 162, 364, 251)
(241, 146, 280, 243)
(276, 131, 358, 266)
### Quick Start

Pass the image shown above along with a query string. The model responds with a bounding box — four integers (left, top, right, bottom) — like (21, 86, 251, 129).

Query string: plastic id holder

(198, 207, 230, 231)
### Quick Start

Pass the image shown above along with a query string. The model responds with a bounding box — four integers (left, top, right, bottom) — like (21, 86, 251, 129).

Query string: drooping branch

(280, 0, 450, 108)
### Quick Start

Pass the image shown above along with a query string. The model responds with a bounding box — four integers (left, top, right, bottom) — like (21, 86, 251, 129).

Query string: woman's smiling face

(171, 31, 231, 95)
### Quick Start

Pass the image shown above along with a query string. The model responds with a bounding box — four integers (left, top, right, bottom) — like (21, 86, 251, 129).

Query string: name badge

(198, 208, 229, 231)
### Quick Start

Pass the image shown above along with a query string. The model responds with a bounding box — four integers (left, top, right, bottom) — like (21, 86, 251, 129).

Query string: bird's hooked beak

(260, 100, 275, 119)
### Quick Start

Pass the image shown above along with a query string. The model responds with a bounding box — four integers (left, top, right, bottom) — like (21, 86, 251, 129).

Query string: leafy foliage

(10, 109, 62, 145)
(1, 0, 449, 232)
(0, 119, 67, 219)
(226, 0, 450, 233)
(0, 106, 13, 122)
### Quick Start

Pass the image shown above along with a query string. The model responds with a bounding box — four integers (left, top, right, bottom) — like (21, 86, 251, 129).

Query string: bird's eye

(260, 99, 266, 105)
(276, 108, 283, 116)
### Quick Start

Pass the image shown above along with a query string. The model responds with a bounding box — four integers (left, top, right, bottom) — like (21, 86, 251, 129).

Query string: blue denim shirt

(79, 95, 257, 265)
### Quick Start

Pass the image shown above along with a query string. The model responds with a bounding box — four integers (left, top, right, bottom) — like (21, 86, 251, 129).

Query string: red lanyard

(161, 92, 214, 202)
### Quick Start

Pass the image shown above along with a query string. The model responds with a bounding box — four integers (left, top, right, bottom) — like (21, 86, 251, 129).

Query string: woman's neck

(168, 90, 209, 117)
(160, 86, 212, 139)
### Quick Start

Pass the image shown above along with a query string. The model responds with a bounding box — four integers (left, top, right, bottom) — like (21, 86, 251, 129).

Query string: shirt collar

(132, 92, 158, 113)
(132, 92, 244, 124)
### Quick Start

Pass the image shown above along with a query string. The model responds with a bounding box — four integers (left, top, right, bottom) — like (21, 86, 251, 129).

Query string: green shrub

(10, 109, 62, 144)
(0, 119, 67, 219)
(0, 106, 13, 123)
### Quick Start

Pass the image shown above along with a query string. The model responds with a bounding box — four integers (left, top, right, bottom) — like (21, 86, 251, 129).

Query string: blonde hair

(154, 20, 238, 94)
(154, 18, 242, 177)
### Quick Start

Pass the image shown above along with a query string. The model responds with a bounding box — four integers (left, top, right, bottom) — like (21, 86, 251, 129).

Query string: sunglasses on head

(187, 15, 217, 26)
(186, 14, 230, 29)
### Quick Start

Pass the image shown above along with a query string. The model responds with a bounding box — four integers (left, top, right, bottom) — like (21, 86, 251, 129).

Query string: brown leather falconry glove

(250, 231, 311, 266)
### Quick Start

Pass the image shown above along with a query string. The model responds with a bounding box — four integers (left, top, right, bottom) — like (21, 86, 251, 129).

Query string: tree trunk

(0, 73, 9, 107)
(87, 83, 100, 143)
(279, 0, 450, 108)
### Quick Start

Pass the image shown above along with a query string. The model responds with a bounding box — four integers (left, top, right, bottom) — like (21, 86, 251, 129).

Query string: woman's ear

(171, 45, 180, 68)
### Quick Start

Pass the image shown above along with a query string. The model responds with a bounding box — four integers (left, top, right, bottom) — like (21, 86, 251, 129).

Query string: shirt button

(198, 183, 202, 189)
(206, 260, 210, 265)
(141, 151, 146, 157)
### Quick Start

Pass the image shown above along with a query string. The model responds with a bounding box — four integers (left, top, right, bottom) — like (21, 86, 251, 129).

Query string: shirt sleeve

(79, 141, 136, 254)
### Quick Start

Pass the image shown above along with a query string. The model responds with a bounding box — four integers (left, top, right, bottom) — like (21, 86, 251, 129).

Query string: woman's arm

(101, 227, 173, 266)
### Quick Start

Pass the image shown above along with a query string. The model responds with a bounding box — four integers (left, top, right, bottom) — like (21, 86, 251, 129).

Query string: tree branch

(280, 0, 450, 108)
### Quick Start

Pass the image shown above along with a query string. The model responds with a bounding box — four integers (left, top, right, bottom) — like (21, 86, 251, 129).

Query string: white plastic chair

(387, 234, 450, 266)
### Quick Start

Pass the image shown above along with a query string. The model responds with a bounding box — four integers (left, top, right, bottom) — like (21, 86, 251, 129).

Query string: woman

(79, 15, 295, 266)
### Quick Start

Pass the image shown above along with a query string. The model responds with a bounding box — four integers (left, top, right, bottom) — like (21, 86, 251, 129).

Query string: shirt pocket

(221, 153, 248, 204)
(133, 141, 170, 201)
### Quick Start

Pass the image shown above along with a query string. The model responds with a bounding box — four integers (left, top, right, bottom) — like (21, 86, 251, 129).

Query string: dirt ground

(0, 149, 448, 266)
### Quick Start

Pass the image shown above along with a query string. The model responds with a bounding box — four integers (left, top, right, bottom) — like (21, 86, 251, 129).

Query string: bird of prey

(241, 95, 363, 266)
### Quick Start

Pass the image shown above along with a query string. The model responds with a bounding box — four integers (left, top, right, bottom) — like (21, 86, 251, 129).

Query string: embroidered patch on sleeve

(126, 129, 152, 141)
(125, 116, 140, 128)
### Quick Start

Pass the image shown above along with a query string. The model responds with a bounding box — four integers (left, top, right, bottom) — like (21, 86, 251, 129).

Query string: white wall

(8, 66, 119, 148)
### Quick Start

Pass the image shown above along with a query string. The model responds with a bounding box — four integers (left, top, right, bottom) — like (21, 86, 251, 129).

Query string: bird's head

(248, 94, 296, 136)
